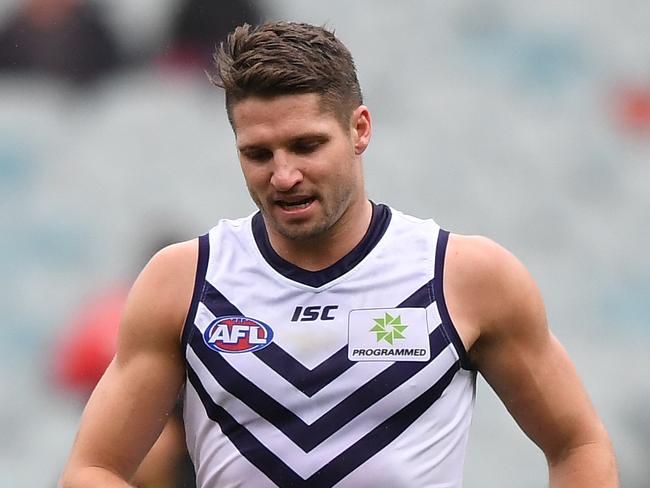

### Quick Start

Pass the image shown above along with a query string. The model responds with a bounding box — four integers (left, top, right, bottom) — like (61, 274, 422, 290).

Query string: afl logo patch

(203, 316, 274, 353)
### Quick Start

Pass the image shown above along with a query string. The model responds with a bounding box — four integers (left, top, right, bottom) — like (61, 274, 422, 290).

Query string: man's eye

(244, 150, 272, 162)
(293, 140, 322, 154)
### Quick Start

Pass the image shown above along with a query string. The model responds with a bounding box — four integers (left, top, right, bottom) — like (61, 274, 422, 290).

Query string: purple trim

(181, 234, 210, 349)
(433, 230, 473, 370)
(187, 361, 460, 487)
(252, 202, 392, 287)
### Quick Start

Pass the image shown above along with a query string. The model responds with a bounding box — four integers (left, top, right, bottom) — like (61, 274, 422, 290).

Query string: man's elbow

(546, 422, 619, 487)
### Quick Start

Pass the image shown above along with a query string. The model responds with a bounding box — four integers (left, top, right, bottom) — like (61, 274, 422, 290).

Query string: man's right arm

(58, 240, 198, 487)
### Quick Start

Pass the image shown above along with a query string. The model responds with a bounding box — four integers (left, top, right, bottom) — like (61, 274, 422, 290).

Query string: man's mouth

(276, 197, 315, 210)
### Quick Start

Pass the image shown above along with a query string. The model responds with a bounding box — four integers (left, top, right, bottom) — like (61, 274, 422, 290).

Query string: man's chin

(271, 220, 329, 242)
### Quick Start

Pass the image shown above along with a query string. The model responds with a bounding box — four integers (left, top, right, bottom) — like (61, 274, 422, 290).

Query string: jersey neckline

(251, 202, 392, 288)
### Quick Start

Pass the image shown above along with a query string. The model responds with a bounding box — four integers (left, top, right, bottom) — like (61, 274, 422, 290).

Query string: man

(59, 21, 618, 487)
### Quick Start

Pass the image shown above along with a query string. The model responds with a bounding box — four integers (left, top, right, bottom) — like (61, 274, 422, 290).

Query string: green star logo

(370, 313, 408, 345)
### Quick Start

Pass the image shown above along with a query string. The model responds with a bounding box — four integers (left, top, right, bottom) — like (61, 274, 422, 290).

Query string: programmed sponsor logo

(350, 347, 428, 358)
(203, 316, 274, 353)
(348, 308, 431, 362)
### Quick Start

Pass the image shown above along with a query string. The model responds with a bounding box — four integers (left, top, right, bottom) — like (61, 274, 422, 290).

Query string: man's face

(232, 93, 368, 242)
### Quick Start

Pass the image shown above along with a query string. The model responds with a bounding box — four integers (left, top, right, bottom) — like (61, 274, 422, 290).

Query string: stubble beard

(248, 184, 355, 242)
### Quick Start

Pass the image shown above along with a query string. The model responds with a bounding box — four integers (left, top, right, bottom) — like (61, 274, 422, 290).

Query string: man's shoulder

(211, 211, 259, 230)
(382, 205, 443, 230)
(446, 233, 512, 274)
(444, 233, 542, 349)
(123, 239, 199, 341)
(445, 233, 535, 302)
(148, 239, 199, 275)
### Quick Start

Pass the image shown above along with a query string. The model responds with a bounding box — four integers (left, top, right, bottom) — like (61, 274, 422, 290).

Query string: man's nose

(270, 153, 303, 191)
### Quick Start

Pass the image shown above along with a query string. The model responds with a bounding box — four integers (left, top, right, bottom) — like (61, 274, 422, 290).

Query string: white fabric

(184, 207, 476, 487)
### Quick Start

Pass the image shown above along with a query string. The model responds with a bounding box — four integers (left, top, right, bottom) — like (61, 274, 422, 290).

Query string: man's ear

(351, 105, 371, 155)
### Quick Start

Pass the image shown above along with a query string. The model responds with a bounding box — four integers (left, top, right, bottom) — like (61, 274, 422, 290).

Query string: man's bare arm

(444, 234, 618, 487)
(58, 240, 198, 487)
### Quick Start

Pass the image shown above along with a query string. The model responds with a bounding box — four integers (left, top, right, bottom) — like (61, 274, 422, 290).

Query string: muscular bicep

(446, 235, 603, 462)
(61, 240, 197, 484)
(476, 316, 599, 461)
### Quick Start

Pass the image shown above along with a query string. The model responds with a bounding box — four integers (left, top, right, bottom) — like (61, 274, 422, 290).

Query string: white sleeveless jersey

(182, 204, 476, 488)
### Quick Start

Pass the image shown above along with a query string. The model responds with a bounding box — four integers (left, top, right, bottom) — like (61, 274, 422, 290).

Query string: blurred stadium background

(1, 0, 648, 486)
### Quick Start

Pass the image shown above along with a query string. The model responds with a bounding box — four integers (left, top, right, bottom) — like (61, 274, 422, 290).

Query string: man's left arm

(444, 234, 619, 487)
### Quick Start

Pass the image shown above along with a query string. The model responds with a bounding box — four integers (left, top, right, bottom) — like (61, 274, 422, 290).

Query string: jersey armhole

(181, 233, 210, 349)
(433, 229, 474, 371)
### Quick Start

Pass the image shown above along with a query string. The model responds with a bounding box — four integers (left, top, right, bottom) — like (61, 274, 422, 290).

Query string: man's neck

(266, 199, 373, 271)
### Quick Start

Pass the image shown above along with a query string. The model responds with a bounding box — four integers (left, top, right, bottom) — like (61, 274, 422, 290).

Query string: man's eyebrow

(237, 143, 261, 153)
(293, 133, 329, 142)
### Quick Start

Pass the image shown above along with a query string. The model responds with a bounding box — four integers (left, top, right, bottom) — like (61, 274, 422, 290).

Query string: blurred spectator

(52, 234, 196, 487)
(53, 285, 196, 487)
(615, 84, 650, 133)
(159, 0, 264, 72)
(0, 0, 122, 85)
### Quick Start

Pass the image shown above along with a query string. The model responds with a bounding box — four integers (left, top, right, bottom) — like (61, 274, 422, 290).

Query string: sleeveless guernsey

(182, 204, 476, 488)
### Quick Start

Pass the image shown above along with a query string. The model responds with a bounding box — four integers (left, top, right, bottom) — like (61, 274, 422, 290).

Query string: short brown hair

(212, 21, 363, 127)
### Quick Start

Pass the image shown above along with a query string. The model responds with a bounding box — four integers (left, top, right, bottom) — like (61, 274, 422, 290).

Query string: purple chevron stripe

(200, 278, 436, 397)
(186, 367, 304, 487)
(399, 277, 435, 308)
(188, 324, 449, 452)
(187, 360, 460, 487)
(203, 281, 241, 317)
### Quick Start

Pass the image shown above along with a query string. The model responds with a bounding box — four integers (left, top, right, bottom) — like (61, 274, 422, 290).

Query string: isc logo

(203, 316, 274, 353)
(291, 305, 338, 322)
